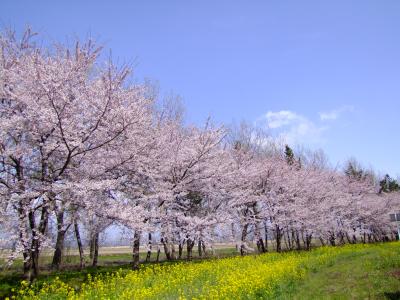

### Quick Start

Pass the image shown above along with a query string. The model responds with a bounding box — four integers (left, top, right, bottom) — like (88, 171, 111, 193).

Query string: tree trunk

(171, 243, 176, 260)
(178, 242, 183, 259)
(291, 229, 296, 249)
(22, 250, 30, 280)
(202, 241, 207, 257)
(132, 230, 140, 270)
(92, 232, 99, 267)
(30, 245, 40, 281)
(329, 232, 336, 246)
(338, 231, 345, 245)
(74, 220, 85, 269)
(27, 211, 36, 281)
(17, 165, 31, 280)
(275, 225, 282, 253)
(352, 228, 357, 244)
(306, 234, 312, 250)
(198, 240, 203, 257)
(240, 223, 249, 256)
(156, 246, 161, 262)
(20, 225, 31, 280)
(161, 238, 171, 260)
(51, 230, 66, 270)
(257, 238, 266, 253)
(345, 232, 352, 244)
(52, 211, 66, 270)
(28, 206, 49, 281)
(383, 234, 389, 242)
(286, 228, 292, 250)
(89, 234, 95, 261)
(187, 238, 195, 261)
(264, 222, 269, 252)
(145, 233, 152, 263)
(283, 229, 289, 250)
(295, 230, 301, 250)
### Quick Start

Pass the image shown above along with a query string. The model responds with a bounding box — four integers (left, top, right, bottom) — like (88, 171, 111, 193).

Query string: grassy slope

(277, 244, 400, 299)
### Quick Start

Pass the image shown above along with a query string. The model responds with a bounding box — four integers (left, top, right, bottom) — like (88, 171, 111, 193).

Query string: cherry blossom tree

(0, 29, 154, 279)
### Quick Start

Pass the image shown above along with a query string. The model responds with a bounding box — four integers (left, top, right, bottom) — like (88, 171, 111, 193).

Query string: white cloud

(257, 110, 327, 146)
(319, 111, 339, 121)
(319, 105, 354, 121)
(265, 110, 299, 128)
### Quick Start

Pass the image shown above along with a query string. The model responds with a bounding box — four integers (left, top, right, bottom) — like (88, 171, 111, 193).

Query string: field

(1, 242, 399, 299)
(0, 246, 237, 299)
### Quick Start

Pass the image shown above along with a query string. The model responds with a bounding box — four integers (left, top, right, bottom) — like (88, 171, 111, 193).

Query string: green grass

(276, 243, 400, 299)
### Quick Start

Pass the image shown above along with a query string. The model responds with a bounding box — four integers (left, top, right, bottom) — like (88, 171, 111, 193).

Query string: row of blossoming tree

(1, 30, 399, 280)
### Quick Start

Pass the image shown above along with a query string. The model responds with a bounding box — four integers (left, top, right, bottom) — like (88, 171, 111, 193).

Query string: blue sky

(2, 0, 400, 177)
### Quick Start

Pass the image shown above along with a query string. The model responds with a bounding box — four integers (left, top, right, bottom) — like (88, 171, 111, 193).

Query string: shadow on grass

(384, 291, 400, 300)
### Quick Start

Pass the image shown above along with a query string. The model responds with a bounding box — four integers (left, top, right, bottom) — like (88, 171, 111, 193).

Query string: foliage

(284, 145, 295, 166)
(380, 174, 400, 193)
